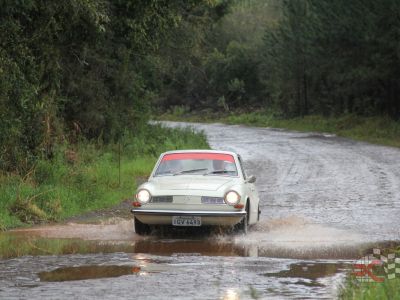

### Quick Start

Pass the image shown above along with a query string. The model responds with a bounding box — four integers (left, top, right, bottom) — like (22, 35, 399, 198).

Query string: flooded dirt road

(1, 121, 400, 299)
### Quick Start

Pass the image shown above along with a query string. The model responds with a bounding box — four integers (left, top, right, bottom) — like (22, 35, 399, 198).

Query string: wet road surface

(1, 121, 400, 299)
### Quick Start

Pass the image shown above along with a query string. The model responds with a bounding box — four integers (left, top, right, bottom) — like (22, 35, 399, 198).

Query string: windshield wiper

(203, 170, 232, 175)
(173, 168, 208, 175)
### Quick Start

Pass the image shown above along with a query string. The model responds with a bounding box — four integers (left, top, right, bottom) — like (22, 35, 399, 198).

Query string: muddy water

(1, 121, 400, 299)
(0, 230, 358, 300)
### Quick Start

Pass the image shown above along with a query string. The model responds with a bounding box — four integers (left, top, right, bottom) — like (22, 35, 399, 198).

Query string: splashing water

(232, 216, 369, 259)
(11, 218, 139, 241)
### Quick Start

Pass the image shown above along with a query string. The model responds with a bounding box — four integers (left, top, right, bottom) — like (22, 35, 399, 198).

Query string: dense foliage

(155, 0, 400, 120)
(263, 0, 400, 118)
(0, 0, 216, 172)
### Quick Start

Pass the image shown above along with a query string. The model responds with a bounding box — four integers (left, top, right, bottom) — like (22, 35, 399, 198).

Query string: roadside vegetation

(0, 125, 208, 230)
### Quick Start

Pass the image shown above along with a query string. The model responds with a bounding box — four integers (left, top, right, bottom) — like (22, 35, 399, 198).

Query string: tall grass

(0, 125, 209, 230)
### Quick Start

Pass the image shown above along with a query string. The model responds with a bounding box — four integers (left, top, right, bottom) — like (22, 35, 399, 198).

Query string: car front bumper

(131, 209, 246, 226)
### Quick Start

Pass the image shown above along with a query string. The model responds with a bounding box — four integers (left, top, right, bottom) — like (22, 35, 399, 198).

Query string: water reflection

(221, 288, 240, 300)
(130, 238, 376, 260)
(132, 239, 246, 257)
(0, 232, 137, 259)
(39, 265, 141, 282)
(263, 262, 349, 287)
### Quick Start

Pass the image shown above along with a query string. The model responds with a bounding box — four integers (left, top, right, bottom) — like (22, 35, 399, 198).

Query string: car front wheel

(134, 217, 151, 235)
(235, 202, 249, 234)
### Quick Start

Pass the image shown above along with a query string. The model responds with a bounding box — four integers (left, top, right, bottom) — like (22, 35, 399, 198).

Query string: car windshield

(154, 153, 238, 177)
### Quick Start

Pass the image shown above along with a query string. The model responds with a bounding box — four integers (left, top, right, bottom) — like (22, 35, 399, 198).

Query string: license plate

(172, 216, 201, 227)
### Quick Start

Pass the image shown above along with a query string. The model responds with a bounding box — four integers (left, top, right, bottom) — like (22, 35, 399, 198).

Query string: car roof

(160, 149, 238, 157)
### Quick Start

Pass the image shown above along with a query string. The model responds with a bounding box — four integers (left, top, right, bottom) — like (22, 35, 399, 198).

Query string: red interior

(162, 153, 234, 162)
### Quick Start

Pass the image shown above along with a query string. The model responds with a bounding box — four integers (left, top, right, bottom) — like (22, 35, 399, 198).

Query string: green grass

(0, 124, 209, 230)
(339, 277, 400, 300)
(338, 247, 400, 299)
(158, 110, 400, 148)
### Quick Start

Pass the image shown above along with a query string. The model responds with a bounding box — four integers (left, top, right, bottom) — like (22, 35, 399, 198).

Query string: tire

(235, 201, 249, 234)
(134, 217, 151, 235)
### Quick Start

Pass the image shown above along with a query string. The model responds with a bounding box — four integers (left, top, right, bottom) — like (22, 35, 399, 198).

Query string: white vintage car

(131, 150, 260, 235)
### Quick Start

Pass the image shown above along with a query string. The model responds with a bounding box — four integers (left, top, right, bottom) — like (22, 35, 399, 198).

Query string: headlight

(224, 191, 240, 205)
(136, 189, 151, 204)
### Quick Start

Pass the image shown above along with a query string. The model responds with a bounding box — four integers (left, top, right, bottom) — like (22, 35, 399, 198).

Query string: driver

(212, 159, 225, 172)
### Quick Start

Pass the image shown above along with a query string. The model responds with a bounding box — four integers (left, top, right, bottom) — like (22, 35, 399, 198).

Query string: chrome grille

(150, 196, 173, 203)
(201, 196, 225, 205)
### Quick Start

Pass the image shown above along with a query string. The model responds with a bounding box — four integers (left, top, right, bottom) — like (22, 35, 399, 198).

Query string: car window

(155, 153, 238, 177)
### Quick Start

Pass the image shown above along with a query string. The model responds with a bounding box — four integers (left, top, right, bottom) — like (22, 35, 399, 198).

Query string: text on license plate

(172, 216, 201, 227)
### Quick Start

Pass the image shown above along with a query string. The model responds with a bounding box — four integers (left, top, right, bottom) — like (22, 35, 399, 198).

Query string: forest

(2, 0, 400, 173)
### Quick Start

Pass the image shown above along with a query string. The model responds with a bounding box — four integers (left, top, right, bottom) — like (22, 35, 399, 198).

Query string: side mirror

(246, 175, 256, 183)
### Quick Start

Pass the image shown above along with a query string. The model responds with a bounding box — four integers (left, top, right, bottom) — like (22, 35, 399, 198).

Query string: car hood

(149, 176, 236, 191)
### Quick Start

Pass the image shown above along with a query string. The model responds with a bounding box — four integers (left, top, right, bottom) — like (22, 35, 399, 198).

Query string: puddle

(0, 252, 352, 300)
(2, 217, 399, 260)
(0, 217, 398, 300)
(263, 261, 350, 286)
(38, 265, 141, 282)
